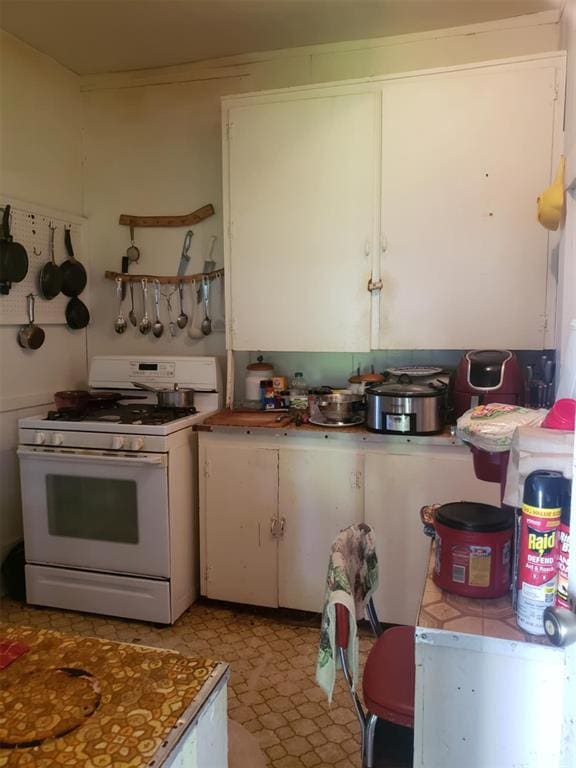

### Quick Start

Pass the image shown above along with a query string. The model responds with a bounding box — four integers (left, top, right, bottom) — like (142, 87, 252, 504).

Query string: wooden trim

(118, 204, 215, 228)
(105, 268, 223, 284)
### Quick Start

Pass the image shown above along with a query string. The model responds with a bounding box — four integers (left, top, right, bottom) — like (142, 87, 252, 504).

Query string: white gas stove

(17, 355, 223, 625)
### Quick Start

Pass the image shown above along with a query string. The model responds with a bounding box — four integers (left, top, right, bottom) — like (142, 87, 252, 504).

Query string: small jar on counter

(260, 379, 276, 410)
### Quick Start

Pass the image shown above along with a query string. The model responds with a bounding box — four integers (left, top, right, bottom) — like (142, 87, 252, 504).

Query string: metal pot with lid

(365, 377, 446, 435)
(133, 382, 195, 409)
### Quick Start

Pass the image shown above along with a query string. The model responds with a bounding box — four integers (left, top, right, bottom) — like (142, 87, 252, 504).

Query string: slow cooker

(365, 379, 446, 435)
(432, 501, 514, 598)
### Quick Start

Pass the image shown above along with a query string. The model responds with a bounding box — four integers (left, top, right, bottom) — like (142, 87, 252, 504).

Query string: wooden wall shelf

(105, 268, 224, 284)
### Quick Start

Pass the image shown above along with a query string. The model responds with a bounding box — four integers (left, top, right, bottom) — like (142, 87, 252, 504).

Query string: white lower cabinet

(278, 447, 364, 612)
(199, 433, 500, 620)
(364, 448, 500, 627)
(200, 440, 279, 607)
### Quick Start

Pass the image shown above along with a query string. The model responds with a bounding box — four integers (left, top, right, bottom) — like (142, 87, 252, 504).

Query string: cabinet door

(201, 441, 279, 607)
(364, 449, 499, 626)
(226, 90, 379, 352)
(378, 61, 560, 349)
(278, 446, 364, 612)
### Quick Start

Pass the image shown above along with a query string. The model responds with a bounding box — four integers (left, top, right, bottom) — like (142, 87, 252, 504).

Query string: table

(0, 625, 229, 768)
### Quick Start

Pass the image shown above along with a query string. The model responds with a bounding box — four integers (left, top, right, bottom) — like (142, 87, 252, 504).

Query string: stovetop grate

(45, 404, 198, 426)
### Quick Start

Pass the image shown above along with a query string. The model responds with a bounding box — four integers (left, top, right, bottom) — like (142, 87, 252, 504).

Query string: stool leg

(363, 713, 378, 768)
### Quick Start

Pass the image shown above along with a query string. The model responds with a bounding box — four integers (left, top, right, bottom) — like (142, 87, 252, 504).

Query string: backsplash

(236, 350, 556, 392)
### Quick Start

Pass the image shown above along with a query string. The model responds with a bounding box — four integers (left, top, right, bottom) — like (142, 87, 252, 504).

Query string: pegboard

(0, 200, 87, 326)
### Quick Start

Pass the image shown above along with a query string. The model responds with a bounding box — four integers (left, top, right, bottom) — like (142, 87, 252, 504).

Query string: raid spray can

(516, 470, 565, 635)
(556, 486, 571, 610)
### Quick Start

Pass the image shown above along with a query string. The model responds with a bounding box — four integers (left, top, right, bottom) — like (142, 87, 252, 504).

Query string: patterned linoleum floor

(0, 598, 412, 768)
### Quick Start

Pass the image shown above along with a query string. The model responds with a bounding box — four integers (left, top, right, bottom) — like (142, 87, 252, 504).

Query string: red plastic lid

(542, 399, 576, 431)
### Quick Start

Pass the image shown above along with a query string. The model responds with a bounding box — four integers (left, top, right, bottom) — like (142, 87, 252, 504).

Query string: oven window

(46, 475, 139, 544)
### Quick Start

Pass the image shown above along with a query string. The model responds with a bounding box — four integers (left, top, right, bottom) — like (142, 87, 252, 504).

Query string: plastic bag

(456, 403, 547, 452)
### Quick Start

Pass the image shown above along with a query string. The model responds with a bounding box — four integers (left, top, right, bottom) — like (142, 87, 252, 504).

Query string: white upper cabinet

(224, 89, 380, 351)
(223, 55, 564, 353)
(378, 60, 562, 350)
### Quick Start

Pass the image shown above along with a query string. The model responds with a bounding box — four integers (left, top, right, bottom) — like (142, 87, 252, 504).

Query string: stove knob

(111, 435, 126, 450)
(51, 432, 64, 446)
(34, 432, 46, 445)
(130, 437, 145, 451)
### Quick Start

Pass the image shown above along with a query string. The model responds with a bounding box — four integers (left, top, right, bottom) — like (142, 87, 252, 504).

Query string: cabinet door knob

(270, 517, 279, 537)
(279, 517, 286, 537)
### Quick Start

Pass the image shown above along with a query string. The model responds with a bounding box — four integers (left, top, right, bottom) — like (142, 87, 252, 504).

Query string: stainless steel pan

(133, 381, 195, 409)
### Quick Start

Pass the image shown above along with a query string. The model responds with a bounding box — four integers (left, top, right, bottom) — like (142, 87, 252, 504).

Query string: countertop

(197, 408, 461, 446)
(0, 625, 228, 767)
(417, 546, 549, 646)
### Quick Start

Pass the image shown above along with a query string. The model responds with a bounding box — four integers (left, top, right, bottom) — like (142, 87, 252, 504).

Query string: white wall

(559, 1, 576, 355)
(81, 12, 560, 368)
(0, 31, 86, 567)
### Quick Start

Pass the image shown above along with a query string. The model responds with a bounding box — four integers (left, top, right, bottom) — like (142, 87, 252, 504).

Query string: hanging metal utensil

(18, 294, 45, 350)
(139, 278, 152, 335)
(65, 296, 90, 329)
(197, 235, 217, 303)
(61, 227, 87, 297)
(114, 277, 127, 334)
(152, 280, 164, 338)
(176, 280, 188, 329)
(201, 276, 212, 336)
(128, 281, 137, 326)
(177, 229, 194, 276)
(126, 225, 140, 262)
(39, 222, 62, 300)
(0, 204, 29, 295)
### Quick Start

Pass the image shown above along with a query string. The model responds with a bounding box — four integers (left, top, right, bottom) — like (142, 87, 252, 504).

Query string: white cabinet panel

(378, 63, 559, 349)
(364, 449, 500, 626)
(278, 446, 364, 612)
(201, 441, 278, 607)
(226, 91, 379, 352)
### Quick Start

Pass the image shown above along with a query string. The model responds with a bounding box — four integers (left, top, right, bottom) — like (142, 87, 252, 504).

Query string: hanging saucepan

(0, 205, 29, 294)
(133, 381, 195, 409)
(65, 296, 90, 329)
(17, 294, 45, 350)
(39, 222, 62, 300)
(60, 227, 87, 297)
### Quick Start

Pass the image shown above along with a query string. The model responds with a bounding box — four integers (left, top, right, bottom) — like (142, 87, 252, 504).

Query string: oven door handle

(17, 447, 167, 468)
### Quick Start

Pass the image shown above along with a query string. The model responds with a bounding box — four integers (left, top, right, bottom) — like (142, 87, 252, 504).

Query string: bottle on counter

(516, 470, 565, 635)
(290, 372, 308, 410)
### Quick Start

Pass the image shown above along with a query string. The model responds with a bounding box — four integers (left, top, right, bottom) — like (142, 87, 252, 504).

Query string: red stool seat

(362, 625, 415, 728)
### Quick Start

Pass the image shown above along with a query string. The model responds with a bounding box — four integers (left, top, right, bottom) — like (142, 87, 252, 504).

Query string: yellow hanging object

(537, 155, 565, 231)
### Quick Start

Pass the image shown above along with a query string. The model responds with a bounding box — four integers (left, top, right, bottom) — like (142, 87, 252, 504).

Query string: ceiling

(0, 0, 563, 76)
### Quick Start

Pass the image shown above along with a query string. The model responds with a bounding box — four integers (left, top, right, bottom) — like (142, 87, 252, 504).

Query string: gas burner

(46, 404, 197, 426)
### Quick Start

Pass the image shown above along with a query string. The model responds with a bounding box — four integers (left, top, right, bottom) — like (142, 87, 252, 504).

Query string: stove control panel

(19, 428, 169, 454)
(129, 361, 175, 380)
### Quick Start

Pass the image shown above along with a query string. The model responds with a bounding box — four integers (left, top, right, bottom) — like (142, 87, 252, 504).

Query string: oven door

(18, 447, 170, 578)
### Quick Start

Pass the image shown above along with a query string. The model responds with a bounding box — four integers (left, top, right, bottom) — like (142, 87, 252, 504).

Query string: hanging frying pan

(0, 204, 29, 294)
(61, 227, 87, 297)
(39, 222, 62, 300)
(65, 296, 90, 329)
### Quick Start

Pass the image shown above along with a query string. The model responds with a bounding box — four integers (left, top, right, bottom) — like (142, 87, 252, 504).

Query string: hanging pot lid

(366, 380, 446, 397)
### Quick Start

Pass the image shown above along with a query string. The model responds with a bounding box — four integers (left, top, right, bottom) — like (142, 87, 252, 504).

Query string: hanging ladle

(152, 279, 164, 338)
(177, 280, 188, 329)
